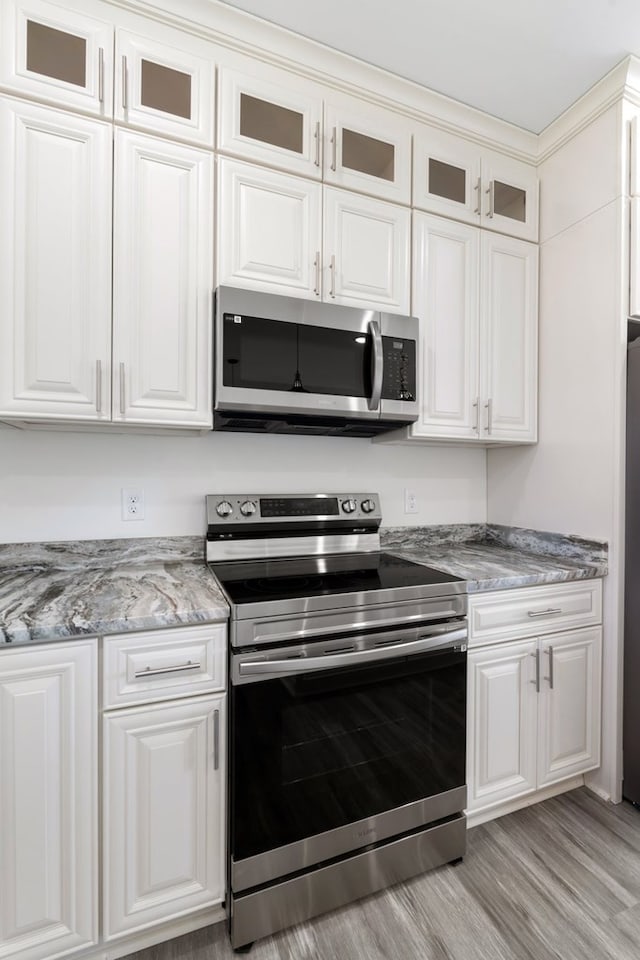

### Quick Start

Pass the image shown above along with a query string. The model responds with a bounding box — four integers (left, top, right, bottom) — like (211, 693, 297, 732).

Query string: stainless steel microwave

(213, 287, 419, 437)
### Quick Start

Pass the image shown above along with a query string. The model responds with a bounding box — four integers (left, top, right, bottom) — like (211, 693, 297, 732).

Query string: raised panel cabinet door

(0, 0, 113, 116)
(103, 694, 225, 938)
(0, 640, 97, 960)
(217, 61, 323, 178)
(411, 213, 480, 439)
(324, 95, 412, 204)
(413, 125, 482, 226)
(630, 197, 640, 319)
(466, 640, 538, 813)
(0, 97, 112, 421)
(323, 187, 410, 313)
(115, 26, 215, 145)
(112, 130, 213, 427)
(217, 157, 322, 299)
(480, 232, 538, 442)
(481, 150, 539, 242)
(537, 627, 602, 788)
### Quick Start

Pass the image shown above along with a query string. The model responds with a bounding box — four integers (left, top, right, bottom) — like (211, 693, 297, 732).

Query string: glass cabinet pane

(140, 59, 192, 119)
(239, 94, 304, 154)
(493, 180, 526, 222)
(26, 20, 86, 87)
(428, 158, 466, 204)
(342, 129, 394, 182)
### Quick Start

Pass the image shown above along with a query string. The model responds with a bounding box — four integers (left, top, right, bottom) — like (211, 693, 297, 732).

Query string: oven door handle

(237, 626, 467, 679)
(368, 318, 383, 411)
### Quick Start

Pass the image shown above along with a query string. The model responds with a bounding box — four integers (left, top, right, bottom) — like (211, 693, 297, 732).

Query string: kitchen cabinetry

(466, 581, 603, 821)
(102, 623, 226, 939)
(413, 124, 539, 242)
(217, 58, 412, 204)
(411, 212, 538, 443)
(218, 157, 410, 312)
(0, 640, 97, 960)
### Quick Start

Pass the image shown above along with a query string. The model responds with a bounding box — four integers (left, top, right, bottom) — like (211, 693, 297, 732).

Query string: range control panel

(206, 493, 381, 526)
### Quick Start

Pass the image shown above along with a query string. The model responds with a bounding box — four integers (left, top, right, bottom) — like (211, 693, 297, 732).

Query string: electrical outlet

(122, 488, 145, 521)
(404, 488, 419, 514)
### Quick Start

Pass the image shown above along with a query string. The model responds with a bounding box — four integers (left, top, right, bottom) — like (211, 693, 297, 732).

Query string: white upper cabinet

(0, 96, 112, 421)
(217, 58, 323, 179)
(480, 232, 538, 442)
(414, 125, 539, 241)
(0, 0, 113, 116)
(115, 23, 215, 145)
(112, 130, 214, 427)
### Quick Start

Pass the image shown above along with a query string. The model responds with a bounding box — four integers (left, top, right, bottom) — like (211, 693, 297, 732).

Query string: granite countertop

(0, 525, 607, 647)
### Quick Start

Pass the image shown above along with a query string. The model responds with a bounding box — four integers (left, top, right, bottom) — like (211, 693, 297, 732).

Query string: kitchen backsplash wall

(0, 427, 486, 543)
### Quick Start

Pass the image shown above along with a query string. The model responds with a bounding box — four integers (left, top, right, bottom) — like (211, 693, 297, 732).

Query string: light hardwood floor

(124, 788, 640, 960)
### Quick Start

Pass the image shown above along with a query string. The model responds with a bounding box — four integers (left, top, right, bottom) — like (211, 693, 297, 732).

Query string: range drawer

(103, 623, 227, 708)
(468, 579, 602, 647)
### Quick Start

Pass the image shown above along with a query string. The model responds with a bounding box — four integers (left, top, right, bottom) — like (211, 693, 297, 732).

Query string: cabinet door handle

(213, 709, 220, 771)
(314, 120, 321, 167)
(314, 251, 321, 296)
(486, 180, 495, 218)
(96, 359, 102, 414)
(121, 54, 128, 110)
(527, 607, 562, 618)
(485, 398, 492, 434)
(330, 126, 337, 172)
(472, 396, 479, 433)
(474, 176, 481, 215)
(530, 649, 540, 693)
(119, 362, 126, 415)
(134, 660, 201, 679)
(545, 646, 554, 689)
(329, 254, 336, 297)
(98, 47, 105, 105)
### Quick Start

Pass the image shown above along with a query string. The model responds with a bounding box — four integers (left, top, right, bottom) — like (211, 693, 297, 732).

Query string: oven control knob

(216, 500, 233, 518)
(361, 499, 376, 513)
(342, 499, 357, 513)
(240, 500, 257, 517)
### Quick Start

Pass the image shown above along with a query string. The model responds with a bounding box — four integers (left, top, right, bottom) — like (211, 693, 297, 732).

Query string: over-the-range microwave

(213, 286, 419, 437)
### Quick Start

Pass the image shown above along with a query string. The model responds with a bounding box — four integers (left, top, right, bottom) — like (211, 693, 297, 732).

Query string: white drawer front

(103, 623, 226, 708)
(468, 579, 602, 646)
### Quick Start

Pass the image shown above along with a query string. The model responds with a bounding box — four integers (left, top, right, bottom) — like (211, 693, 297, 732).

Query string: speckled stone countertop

(0, 537, 228, 646)
(0, 524, 607, 646)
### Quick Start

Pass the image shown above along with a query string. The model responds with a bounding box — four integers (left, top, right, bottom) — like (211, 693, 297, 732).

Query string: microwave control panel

(381, 337, 416, 402)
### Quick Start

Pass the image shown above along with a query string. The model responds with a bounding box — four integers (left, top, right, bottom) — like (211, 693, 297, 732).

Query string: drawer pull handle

(527, 607, 562, 618)
(134, 660, 201, 679)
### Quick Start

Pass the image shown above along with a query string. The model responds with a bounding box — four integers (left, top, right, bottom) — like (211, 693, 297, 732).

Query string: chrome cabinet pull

(545, 646, 554, 689)
(121, 54, 128, 110)
(330, 126, 337, 171)
(485, 398, 492, 434)
(96, 359, 102, 414)
(486, 180, 495, 218)
(134, 660, 201, 679)
(527, 607, 562, 618)
(314, 120, 321, 167)
(472, 397, 479, 433)
(530, 649, 540, 693)
(213, 709, 220, 771)
(314, 251, 321, 296)
(119, 362, 125, 415)
(474, 176, 481, 215)
(98, 47, 104, 105)
(329, 254, 336, 297)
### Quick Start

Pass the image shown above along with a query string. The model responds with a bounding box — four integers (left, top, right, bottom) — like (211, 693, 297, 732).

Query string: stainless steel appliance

(207, 493, 468, 949)
(213, 287, 418, 437)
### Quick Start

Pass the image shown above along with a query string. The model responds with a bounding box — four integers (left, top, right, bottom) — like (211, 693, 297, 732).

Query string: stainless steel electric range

(206, 493, 468, 951)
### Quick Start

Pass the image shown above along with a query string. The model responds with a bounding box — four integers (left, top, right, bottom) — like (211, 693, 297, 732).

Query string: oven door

(230, 621, 467, 892)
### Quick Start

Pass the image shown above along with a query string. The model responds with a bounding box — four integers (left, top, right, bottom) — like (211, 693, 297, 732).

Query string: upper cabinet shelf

(217, 56, 412, 204)
(414, 125, 539, 242)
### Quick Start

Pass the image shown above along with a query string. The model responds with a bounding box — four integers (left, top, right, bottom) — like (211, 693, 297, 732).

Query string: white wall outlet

(404, 488, 419, 514)
(122, 488, 145, 521)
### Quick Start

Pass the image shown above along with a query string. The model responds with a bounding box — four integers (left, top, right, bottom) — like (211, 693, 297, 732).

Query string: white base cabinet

(0, 641, 98, 960)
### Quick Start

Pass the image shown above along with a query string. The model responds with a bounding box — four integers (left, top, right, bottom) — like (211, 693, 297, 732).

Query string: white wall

(0, 426, 487, 543)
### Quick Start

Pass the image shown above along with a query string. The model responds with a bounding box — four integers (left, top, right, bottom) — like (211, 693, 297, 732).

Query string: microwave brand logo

(355, 827, 376, 840)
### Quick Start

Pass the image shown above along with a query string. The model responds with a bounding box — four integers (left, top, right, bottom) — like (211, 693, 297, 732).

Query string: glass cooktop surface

(210, 551, 462, 605)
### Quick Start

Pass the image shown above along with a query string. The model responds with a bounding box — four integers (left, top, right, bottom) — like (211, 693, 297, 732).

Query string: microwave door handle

(368, 319, 383, 411)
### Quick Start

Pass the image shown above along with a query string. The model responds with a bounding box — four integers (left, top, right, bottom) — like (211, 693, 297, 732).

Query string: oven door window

(231, 648, 466, 863)
(222, 312, 372, 397)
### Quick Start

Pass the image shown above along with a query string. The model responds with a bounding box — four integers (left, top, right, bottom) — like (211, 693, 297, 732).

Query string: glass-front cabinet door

(413, 125, 481, 226)
(0, 0, 113, 115)
(217, 57, 323, 179)
(115, 23, 215, 145)
(481, 148, 538, 242)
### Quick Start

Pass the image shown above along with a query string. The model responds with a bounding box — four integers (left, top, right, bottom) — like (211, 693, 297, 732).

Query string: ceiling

(217, 0, 640, 133)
